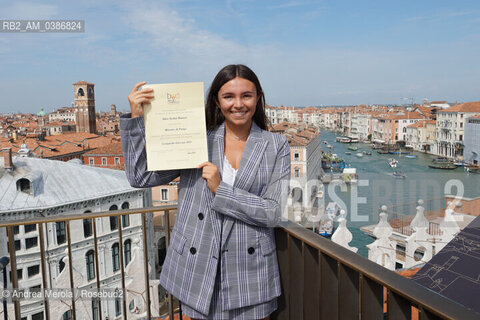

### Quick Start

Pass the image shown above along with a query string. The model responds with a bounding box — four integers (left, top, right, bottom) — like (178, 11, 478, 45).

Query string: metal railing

(272, 220, 479, 320)
(1, 206, 477, 319)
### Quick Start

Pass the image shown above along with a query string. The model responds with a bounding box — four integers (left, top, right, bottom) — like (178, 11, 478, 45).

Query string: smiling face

(217, 76, 259, 131)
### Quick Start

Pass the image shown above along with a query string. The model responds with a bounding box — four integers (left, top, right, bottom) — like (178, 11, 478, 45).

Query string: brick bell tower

(74, 81, 96, 133)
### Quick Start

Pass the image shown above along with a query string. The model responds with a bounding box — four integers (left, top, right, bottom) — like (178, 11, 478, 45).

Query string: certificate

(143, 82, 208, 171)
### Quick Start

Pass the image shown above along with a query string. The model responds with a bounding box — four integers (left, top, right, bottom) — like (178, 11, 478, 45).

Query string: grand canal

(317, 130, 480, 256)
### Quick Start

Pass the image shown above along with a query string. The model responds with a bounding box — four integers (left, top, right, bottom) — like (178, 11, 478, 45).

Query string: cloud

(2, 2, 58, 19)
(125, 3, 254, 72)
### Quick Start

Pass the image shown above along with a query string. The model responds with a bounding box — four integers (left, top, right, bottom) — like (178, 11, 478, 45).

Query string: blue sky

(1, 0, 479, 114)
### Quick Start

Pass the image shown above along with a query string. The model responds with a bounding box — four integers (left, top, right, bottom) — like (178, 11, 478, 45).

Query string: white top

(222, 154, 238, 186)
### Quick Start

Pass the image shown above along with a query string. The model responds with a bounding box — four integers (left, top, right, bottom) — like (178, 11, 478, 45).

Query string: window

(294, 167, 300, 178)
(77, 88, 84, 96)
(13, 225, 20, 234)
(115, 298, 122, 316)
(83, 219, 93, 238)
(7, 240, 21, 253)
(459, 135, 463, 141)
(102, 157, 107, 166)
(294, 152, 299, 160)
(28, 265, 40, 277)
(86, 250, 95, 281)
(32, 312, 44, 320)
(89, 157, 94, 165)
(17, 178, 31, 194)
(25, 237, 38, 249)
(9, 269, 22, 281)
(112, 243, 120, 272)
(92, 299, 99, 320)
(56, 221, 66, 244)
(121, 202, 130, 227)
(114, 157, 120, 165)
(460, 122, 463, 128)
(62, 310, 71, 320)
(161, 189, 168, 201)
(59, 257, 66, 273)
(124, 239, 132, 266)
(110, 205, 118, 230)
(25, 224, 36, 233)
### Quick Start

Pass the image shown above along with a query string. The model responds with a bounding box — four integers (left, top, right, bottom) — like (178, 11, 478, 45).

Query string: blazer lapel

(222, 122, 268, 247)
(208, 123, 225, 256)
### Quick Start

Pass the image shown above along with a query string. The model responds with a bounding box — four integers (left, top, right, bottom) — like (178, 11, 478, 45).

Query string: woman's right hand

(128, 81, 155, 118)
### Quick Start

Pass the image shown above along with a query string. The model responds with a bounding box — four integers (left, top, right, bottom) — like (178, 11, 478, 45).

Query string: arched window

(62, 310, 71, 320)
(109, 205, 118, 231)
(77, 88, 84, 96)
(86, 250, 95, 281)
(16, 178, 31, 193)
(124, 239, 132, 266)
(112, 243, 120, 272)
(59, 257, 66, 273)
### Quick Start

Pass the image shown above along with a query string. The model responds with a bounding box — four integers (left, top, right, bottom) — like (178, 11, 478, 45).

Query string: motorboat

(356, 152, 364, 158)
(405, 155, 417, 159)
(428, 158, 457, 170)
(348, 146, 358, 151)
(345, 151, 352, 155)
(336, 137, 351, 143)
(389, 158, 399, 168)
(318, 202, 341, 237)
(392, 171, 406, 179)
(343, 168, 358, 184)
(363, 150, 372, 155)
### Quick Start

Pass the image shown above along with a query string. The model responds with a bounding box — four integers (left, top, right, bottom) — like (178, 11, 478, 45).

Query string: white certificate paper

(143, 82, 208, 171)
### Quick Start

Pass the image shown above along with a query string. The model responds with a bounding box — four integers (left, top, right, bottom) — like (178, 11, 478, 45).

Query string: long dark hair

(205, 64, 268, 130)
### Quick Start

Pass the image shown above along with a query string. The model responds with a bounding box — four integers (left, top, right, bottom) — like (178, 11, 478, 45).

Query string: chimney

(2, 148, 13, 171)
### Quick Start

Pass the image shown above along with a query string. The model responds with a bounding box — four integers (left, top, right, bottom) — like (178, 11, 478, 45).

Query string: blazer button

(198, 213, 204, 220)
(190, 247, 197, 255)
(248, 247, 255, 255)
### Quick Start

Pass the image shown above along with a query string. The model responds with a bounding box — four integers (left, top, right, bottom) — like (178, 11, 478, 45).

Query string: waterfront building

(0, 147, 156, 319)
(372, 111, 425, 144)
(436, 101, 480, 159)
(406, 120, 436, 152)
(350, 112, 372, 141)
(271, 122, 322, 215)
(462, 114, 480, 165)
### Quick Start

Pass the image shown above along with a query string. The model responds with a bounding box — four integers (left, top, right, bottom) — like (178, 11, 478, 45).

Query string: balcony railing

(0, 206, 478, 319)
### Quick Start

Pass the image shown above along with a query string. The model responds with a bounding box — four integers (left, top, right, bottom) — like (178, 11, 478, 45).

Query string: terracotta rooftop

(83, 142, 123, 156)
(438, 101, 480, 113)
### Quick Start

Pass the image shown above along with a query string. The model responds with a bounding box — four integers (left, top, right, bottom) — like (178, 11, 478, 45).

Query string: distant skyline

(1, 0, 480, 114)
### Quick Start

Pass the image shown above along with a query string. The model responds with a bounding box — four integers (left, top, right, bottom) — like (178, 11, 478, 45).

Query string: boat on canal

(392, 171, 406, 179)
(348, 146, 358, 151)
(428, 158, 457, 170)
(356, 152, 364, 158)
(405, 154, 417, 159)
(389, 158, 399, 168)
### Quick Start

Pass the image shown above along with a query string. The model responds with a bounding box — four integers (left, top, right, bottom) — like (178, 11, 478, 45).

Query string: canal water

(318, 130, 480, 257)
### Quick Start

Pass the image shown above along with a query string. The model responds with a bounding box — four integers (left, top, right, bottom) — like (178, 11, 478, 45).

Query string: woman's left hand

(197, 162, 221, 194)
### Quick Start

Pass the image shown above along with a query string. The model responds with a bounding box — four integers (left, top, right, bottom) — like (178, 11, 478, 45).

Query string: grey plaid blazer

(120, 115, 290, 315)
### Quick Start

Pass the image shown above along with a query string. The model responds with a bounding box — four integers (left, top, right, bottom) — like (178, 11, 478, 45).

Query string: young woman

(120, 64, 291, 320)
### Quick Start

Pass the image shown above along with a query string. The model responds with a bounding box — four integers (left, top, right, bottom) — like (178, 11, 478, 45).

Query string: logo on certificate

(167, 93, 180, 104)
